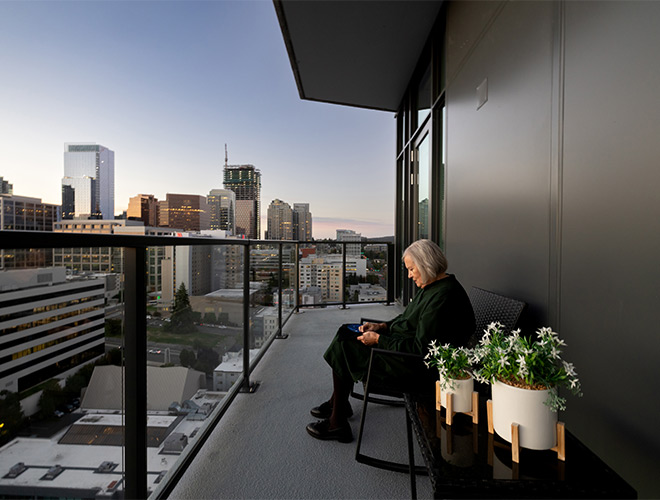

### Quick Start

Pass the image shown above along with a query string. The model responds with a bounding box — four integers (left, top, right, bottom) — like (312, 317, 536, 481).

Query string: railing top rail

(0, 230, 393, 250)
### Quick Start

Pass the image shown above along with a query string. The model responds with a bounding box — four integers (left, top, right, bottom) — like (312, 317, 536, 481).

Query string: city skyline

(0, 1, 395, 240)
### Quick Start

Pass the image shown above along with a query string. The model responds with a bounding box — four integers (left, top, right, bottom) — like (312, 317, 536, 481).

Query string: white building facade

(0, 268, 106, 393)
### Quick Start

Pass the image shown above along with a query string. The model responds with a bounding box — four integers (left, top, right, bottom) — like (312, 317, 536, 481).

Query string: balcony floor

(169, 304, 434, 499)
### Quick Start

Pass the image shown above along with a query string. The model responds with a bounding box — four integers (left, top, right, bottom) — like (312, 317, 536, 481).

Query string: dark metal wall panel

(444, 0, 555, 326)
(560, 1, 660, 494)
(443, 1, 660, 496)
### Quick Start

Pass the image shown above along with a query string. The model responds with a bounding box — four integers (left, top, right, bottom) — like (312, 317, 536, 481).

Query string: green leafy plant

(424, 340, 472, 390)
(471, 322, 582, 411)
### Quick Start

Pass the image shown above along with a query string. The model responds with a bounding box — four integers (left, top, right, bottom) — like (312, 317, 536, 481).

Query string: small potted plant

(471, 322, 582, 450)
(425, 340, 474, 413)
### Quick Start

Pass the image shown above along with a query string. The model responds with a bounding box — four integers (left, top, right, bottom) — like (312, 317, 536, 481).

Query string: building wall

(444, 1, 660, 495)
(0, 268, 106, 393)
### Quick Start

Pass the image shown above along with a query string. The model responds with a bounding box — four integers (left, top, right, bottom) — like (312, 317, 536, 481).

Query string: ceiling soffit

(275, 0, 443, 112)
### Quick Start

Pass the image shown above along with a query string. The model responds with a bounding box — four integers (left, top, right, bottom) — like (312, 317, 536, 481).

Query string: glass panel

(249, 242, 282, 348)
(415, 62, 432, 128)
(438, 105, 447, 249)
(298, 241, 344, 306)
(350, 242, 389, 303)
(281, 243, 297, 321)
(0, 247, 123, 497)
(146, 242, 246, 491)
(397, 157, 407, 300)
(417, 134, 431, 241)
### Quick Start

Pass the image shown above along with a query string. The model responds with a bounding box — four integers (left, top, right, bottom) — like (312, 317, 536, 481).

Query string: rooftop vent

(40, 465, 64, 480)
(95, 461, 118, 473)
(4, 462, 28, 479)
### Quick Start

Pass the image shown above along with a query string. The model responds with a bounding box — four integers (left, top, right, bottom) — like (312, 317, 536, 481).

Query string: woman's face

(404, 255, 425, 288)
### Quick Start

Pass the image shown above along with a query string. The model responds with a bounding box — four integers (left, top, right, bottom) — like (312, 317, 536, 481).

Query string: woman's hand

(357, 330, 379, 346)
(359, 322, 387, 333)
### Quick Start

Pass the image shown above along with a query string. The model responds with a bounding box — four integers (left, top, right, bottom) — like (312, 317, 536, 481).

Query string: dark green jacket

(324, 275, 475, 386)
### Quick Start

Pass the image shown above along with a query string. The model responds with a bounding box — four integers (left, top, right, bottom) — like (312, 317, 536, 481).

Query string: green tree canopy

(169, 283, 196, 333)
(38, 379, 64, 418)
(179, 348, 196, 368)
(0, 390, 25, 446)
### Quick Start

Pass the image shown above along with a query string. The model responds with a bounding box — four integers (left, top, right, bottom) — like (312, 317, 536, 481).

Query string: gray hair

(402, 239, 448, 283)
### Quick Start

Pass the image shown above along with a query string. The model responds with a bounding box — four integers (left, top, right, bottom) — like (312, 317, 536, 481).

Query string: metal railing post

(387, 242, 395, 305)
(341, 242, 348, 309)
(242, 243, 258, 393)
(275, 242, 288, 339)
(124, 246, 147, 499)
(295, 242, 300, 312)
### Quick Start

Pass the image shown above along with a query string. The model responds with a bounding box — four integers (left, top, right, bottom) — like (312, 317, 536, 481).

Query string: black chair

(354, 287, 526, 473)
(355, 347, 429, 473)
(466, 287, 527, 347)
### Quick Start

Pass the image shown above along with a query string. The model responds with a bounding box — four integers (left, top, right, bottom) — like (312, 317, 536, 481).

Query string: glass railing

(0, 231, 393, 499)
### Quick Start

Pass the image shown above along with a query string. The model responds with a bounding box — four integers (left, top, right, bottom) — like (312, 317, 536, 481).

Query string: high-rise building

(207, 189, 236, 233)
(61, 143, 115, 220)
(0, 194, 59, 269)
(266, 199, 293, 240)
(223, 164, 261, 238)
(158, 194, 210, 231)
(293, 203, 313, 241)
(0, 176, 13, 195)
(127, 194, 159, 226)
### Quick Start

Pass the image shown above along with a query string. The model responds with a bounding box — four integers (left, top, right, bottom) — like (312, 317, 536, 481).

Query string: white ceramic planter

(492, 379, 558, 450)
(438, 374, 474, 413)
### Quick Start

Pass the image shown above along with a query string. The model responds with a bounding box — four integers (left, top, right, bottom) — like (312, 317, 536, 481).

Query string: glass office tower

(61, 143, 115, 220)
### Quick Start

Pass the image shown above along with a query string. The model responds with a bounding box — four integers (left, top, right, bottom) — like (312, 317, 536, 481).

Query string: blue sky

(0, 0, 394, 239)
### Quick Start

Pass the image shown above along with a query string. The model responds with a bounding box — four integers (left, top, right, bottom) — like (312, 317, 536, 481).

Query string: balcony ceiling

(274, 0, 443, 112)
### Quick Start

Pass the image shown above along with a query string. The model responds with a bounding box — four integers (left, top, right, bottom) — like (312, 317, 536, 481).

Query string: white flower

(563, 361, 576, 377)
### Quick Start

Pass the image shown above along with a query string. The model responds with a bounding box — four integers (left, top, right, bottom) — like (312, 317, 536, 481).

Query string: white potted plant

(425, 340, 474, 414)
(471, 322, 582, 450)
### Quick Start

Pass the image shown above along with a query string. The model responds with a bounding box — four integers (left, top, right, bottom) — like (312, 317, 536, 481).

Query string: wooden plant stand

(436, 382, 479, 426)
(487, 399, 566, 463)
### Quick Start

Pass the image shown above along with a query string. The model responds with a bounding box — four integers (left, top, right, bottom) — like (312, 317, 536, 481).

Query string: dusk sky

(0, 0, 395, 239)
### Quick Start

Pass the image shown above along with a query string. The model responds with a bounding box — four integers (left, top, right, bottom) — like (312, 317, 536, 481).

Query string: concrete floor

(168, 304, 433, 499)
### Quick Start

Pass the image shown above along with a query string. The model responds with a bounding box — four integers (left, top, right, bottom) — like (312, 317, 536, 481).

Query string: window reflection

(417, 135, 430, 240)
(416, 63, 432, 127)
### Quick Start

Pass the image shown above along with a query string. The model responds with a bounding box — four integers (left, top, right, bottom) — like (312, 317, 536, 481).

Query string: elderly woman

(306, 239, 475, 443)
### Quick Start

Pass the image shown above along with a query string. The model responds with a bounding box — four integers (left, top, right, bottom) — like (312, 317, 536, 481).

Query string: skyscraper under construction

(223, 161, 261, 239)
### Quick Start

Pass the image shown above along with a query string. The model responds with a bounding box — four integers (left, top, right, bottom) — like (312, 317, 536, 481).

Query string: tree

(105, 318, 122, 337)
(0, 390, 25, 446)
(194, 347, 220, 374)
(169, 283, 196, 333)
(38, 380, 64, 418)
(203, 312, 217, 324)
(179, 348, 196, 368)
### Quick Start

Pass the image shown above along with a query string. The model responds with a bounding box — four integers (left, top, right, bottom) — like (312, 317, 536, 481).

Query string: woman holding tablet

(306, 239, 475, 443)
